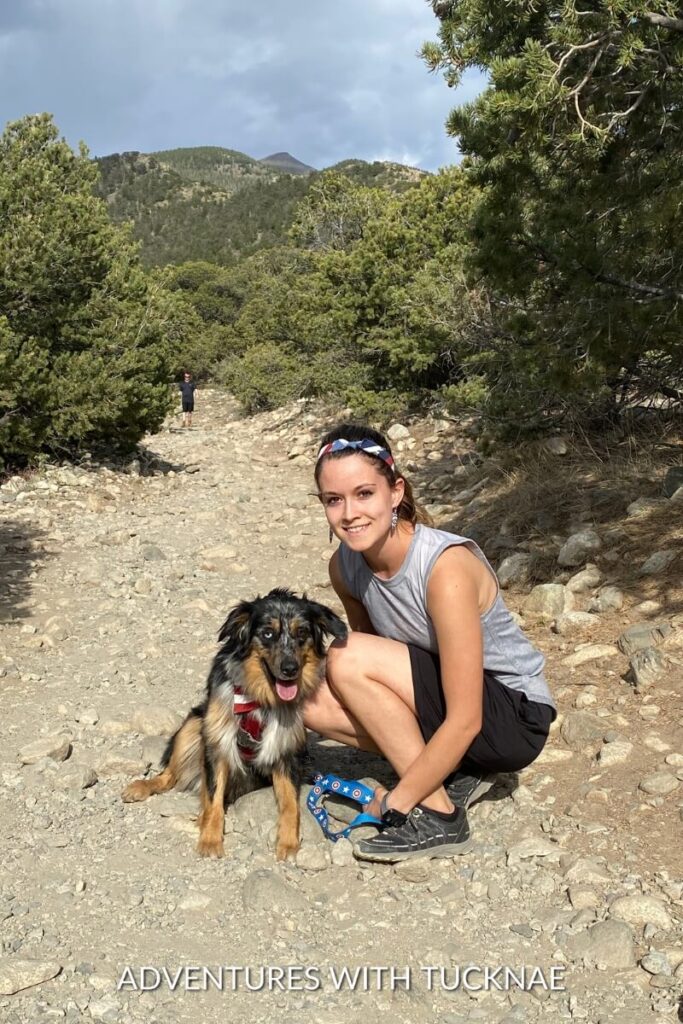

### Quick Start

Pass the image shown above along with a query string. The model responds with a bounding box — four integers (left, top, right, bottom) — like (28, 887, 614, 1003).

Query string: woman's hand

(366, 785, 389, 820)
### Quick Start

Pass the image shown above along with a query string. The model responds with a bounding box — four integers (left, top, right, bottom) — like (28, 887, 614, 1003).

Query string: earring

(391, 508, 398, 532)
(329, 526, 334, 543)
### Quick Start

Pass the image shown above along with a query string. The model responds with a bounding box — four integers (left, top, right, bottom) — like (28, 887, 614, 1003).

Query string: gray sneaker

(445, 767, 494, 808)
(353, 805, 472, 863)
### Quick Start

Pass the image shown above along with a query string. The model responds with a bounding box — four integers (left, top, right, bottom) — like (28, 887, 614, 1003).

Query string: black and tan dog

(122, 589, 346, 860)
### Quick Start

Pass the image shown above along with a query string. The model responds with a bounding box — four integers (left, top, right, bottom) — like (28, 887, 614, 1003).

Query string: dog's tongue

(276, 680, 298, 701)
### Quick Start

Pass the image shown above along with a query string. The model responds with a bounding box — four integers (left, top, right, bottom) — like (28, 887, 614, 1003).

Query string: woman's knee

(325, 634, 367, 694)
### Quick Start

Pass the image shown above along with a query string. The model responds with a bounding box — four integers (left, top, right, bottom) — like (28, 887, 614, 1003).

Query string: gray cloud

(0, 0, 483, 170)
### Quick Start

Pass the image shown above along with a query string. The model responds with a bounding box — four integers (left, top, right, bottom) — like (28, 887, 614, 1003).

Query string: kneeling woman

(303, 425, 556, 862)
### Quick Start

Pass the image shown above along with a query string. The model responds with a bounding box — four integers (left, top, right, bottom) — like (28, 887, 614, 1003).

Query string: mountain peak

(259, 152, 316, 175)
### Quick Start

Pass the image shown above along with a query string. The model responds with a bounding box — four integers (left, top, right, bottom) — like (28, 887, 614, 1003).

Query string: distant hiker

(178, 371, 197, 428)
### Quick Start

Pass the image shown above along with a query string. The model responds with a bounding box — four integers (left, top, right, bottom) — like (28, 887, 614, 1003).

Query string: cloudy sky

(0, 0, 484, 171)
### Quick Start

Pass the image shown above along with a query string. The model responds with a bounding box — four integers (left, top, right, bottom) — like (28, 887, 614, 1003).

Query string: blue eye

(261, 628, 275, 641)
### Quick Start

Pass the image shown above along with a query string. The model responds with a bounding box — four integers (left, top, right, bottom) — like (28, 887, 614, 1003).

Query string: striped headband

(316, 438, 395, 473)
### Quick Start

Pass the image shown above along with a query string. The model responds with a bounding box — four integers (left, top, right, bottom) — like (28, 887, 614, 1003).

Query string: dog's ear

(218, 600, 255, 655)
(306, 601, 348, 654)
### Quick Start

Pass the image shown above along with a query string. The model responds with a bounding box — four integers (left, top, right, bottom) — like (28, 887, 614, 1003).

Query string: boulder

(558, 530, 602, 568)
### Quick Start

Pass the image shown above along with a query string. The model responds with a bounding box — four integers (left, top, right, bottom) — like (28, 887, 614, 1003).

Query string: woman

(303, 424, 556, 862)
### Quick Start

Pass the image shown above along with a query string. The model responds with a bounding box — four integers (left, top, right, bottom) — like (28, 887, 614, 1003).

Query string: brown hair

(314, 423, 432, 527)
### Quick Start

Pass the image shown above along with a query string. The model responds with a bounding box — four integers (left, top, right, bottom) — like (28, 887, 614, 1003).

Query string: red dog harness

(233, 687, 263, 762)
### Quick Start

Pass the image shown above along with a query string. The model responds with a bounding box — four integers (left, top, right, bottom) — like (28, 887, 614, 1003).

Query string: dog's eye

(296, 627, 310, 642)
(260, 628, 275, 641)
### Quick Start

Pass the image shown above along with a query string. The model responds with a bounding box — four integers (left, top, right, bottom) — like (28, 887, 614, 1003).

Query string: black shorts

(409, 644, 555, 773)
(182, 401, 194, 413)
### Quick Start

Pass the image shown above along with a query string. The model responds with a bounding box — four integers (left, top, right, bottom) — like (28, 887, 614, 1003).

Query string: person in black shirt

(178, 371, 197, 428)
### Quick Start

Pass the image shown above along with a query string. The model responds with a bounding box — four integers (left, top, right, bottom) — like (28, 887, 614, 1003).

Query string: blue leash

(307, 773, 382, 842)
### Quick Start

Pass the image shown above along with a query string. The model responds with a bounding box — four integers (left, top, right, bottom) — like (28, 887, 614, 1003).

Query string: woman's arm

(387, 546, 485, 812)
(328, 549, 377, 634)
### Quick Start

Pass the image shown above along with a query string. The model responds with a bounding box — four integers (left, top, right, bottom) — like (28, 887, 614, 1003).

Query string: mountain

(94, 147, 428, 268)
(259, 152, 316, 175)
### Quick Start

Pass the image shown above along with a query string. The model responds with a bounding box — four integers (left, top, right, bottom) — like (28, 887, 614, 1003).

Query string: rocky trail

(0, 391, 682, 1024)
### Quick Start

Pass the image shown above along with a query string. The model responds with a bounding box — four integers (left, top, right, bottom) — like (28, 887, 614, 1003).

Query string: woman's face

(317, 454, 405, 548)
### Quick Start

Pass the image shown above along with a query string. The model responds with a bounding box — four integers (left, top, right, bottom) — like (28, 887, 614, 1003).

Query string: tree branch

(643, 12, 683, 31)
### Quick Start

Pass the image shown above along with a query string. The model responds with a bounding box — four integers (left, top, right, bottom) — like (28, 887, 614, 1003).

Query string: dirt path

(0, 392, 681, 1024)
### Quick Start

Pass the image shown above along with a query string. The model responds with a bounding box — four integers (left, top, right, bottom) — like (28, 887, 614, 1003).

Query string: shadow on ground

(0, 521, 46, 624)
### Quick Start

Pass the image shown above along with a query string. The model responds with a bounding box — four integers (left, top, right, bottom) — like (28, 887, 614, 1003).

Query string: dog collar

(233, 687, 263, 762)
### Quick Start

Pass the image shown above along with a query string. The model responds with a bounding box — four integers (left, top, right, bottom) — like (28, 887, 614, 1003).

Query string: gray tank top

(338, 524, 556, 712)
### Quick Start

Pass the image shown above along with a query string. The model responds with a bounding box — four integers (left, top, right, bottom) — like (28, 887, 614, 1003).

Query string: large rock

(386, 423, 411, 441)
(562, 644, 619, 668)
(497, 552, 534, 589)
(625, 648, 666, 690)
(0, 958, 61, 995)
(553, 612, 600, 636)
(566, 564, 602, 593)
(589, 585, 624, 613)
(558, 530, 602, 568)
(609, 894, 673, 931)
(639, 772, 679, 796)
(617, 622, 672, 657)
(663, 466, 683, 498)
(524, 584, 574, 620)
(565, 919, 635, 968)
(596, 739, 633, 767)
(639, 550, 677, 575)
(18, 734, 72, 765)
(560, 712, 606, 749)
(131, 705, 183, 737)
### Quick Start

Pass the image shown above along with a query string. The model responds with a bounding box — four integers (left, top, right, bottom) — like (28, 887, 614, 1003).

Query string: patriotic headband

(316, 438, 395, 473)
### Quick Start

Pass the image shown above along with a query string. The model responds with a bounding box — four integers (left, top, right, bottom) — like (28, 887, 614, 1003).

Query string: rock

(330, 838, 355, 867)
(387, 423, 411, 441)
(641, 952, 672, 976)
(131, 705, 182, 737)
(241, 870, 309, 914)
(561, 857, 610, 884)
(589, 585, 624, 613)
(558, 530, 602, 568)
(639, 550, 677, 575)
(506, 838, 562, 866)
(596, 739, 633, 767)
(610, 895, 672, 931)
(617, 622, 672, 657)
(393, 858, 431, 882)
(179, 892, 213, 912)
(0, 958, 61, 994)
(625, 648, 666, 689)
(561, 712, 602, 745)
(566, 564, 602, 593)
(497, 553, 534, 589)
(553, 611, 600, 636)
(53, 763, 98, 790)
(565, 919, 635, 968)
(671, 486, 683, 504)
(75, 707, 99, 726)
(665, 753, 683, 767)
(97, 748, 148, 776)
(543, 436, 569, 455)
(295, 846, 330, 871)
(639, 772, 679, 796)
(561, 644, 620, 668)
(142, 544, 166, 561)
(89, 994, 122, 1022)
(663, 466, 683, 498)
(524, 584, 574, 620)
(567, 886, 601, 910)
(626, 497, 665, 517)
(18, 734, 72, 765)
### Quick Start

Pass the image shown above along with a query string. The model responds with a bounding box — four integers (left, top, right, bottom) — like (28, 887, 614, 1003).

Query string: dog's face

(218, 588, 347, 708)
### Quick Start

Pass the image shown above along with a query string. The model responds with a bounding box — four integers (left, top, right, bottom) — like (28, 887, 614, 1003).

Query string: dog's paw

(275, 841, 299, 862)
(121, 781, 149, 803)
(197, 836, 225, 859)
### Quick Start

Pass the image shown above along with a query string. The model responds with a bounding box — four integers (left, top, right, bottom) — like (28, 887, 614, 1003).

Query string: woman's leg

(304, 633, 453, 813)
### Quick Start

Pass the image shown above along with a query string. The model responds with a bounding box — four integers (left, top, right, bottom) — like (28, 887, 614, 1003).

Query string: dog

(122, 588, 347, 860)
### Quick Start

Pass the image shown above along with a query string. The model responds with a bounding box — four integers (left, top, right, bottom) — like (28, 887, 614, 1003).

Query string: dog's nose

(280, 657, 299, 678)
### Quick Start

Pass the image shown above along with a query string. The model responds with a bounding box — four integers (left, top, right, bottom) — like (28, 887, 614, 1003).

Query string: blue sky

(0, 0, 483, 171)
